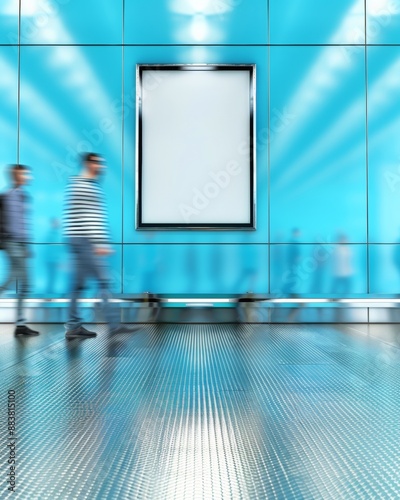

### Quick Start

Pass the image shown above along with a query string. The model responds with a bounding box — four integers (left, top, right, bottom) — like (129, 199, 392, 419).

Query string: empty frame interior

(137, 64, 255, 229)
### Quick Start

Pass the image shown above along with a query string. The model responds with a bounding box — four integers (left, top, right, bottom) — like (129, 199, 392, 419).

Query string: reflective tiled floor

(0, 323, 400, 499)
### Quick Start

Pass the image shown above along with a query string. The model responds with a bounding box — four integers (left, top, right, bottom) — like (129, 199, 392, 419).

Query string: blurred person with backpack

(0, 164, 39, 336)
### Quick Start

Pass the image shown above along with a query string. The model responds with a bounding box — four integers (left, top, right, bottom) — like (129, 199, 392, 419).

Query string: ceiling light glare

(169, 0, 233, 15)
(191, 14, 209, 41)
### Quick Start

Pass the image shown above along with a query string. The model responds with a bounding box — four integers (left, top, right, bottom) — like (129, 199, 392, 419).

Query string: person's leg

(0, 242, 18, 295)
(344, 277, 352, 296)
(91, 249, 140, 333)
(338, 277, 347, 296)
(9, 242, 40, 335)
(14, 243, 29, 326)
(331, 276, 339, 295)
(66, 238, 91, 330)
(90, 251, 119, 331)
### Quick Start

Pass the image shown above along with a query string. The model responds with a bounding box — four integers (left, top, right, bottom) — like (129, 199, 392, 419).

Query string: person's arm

(62, 179, 75, 238)
(2, 191, 12, 240)
(3, 190, 21, 242)
(24, 191, 33, 246)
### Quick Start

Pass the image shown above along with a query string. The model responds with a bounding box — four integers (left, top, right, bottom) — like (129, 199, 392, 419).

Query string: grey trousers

(0, 241, 29, 325)
(66, 237, 119, 330)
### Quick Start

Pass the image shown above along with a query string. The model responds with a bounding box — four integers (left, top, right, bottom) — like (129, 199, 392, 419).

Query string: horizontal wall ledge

(0, 295, 400, 324)
(1, 295, 400, 307)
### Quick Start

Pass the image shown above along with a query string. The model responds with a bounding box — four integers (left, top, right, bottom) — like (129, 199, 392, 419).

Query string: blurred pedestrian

(63, 152, 139, 339)
(285, 228, 303, 321)
(331, 233, 353, 296)
(0, 164, 39, 336)
(393, 233, 400, 296)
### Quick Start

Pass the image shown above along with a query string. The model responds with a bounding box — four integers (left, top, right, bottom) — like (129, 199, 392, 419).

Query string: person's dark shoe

(14, 325, 40, 336)
(65, 326, 97, 339)
(79, 326, 98, 335)
(108, 325, 141, 335)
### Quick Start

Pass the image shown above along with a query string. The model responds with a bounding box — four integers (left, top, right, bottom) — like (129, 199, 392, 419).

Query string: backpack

(0, 193, 7, 250)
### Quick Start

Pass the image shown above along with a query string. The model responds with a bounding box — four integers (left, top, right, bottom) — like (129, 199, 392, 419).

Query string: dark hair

(9, 164, 30, 182)
(81, 152, 104, 164)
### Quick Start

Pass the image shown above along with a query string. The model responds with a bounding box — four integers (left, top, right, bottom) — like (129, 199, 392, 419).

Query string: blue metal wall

(0, 0, 399, 297)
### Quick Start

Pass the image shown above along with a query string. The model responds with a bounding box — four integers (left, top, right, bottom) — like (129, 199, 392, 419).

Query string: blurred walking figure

(284, 228, 302, 295)
(393, 232, 400, 296)
(63, 153, 138, 339)
(43, 217, 61, 296)
(0, 164, 39, 335)
(331, 233, 353, 296)
(285, 228, 303, 322)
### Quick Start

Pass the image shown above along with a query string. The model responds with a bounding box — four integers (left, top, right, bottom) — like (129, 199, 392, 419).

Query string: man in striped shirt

(0, 164, 39, 335)
(63, 153, 137, 339)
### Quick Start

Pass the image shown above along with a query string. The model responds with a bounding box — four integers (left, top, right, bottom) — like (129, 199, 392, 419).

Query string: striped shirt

(63, 176, 110, 244)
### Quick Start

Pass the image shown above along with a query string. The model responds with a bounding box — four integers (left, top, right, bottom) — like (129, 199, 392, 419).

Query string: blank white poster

(137, 65, 255, 228)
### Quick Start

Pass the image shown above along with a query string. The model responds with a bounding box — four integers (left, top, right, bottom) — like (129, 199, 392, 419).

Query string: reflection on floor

(0, 323, 399, 499)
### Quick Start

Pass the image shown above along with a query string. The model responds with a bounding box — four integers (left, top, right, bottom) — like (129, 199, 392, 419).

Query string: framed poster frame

(136, 64, 256, 230)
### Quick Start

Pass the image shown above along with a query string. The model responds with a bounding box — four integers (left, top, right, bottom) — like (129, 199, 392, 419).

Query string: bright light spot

(79, 89, 100, 104)
(273, 0, 365, 165)
(0, 57, 16, 90)
(314, 71, 336, 91)
(368, 57, 400, 111)
(175, 17, 223, 43)
(325, 48, 353, 71)
(47, 46, 76, 69)
(193, 0, 212, 13)
(169, 0, 234, 15)
(64, 70, 89, 89)
(329, 0, 364, 44)
(40, 28, 59, 43)
(2, 0, 18, 15)
(21, 82, 75, 143)
(301, 89, 320, 106)
(368, 0, 400, 16)
(191, 14, 209, 41)
(20, 0, 43, 17)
